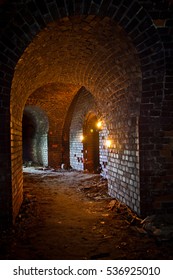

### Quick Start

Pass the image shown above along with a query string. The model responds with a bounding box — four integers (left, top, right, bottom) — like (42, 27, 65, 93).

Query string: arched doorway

(22, 106, 49, 167)
(83, 113, 100, 173)
(1, 0, 168, 227)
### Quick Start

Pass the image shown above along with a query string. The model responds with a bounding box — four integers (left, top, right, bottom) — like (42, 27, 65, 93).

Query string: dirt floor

(0, 167, 173, 260)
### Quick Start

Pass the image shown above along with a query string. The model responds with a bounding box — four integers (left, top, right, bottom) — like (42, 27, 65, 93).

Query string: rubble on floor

(141, 214, 173, 241)
(76, 173, 173, 242)
(1, 169, 173, 260)
(107, 199, 173, 241)
(78, 177, 110, 200)
(22, 167, 173, 242)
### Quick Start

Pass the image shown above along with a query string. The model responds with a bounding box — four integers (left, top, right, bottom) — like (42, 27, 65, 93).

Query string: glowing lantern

(96, 121, 102, 129)
(105, 139, 111, 148)
(80, 135, 84, 142)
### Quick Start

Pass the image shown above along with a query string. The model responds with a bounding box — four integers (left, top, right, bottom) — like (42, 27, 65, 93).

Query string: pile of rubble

(108, 199, 173, 242)
(77, 175, 173, 242)
(140, 214, 173, 241)
(78, 177, 110, 200)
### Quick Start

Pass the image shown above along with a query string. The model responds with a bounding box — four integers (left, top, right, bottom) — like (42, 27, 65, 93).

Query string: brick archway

(0, 0, 172, 227)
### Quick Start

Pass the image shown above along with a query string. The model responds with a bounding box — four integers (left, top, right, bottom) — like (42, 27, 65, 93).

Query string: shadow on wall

(22, 105, 49, 166)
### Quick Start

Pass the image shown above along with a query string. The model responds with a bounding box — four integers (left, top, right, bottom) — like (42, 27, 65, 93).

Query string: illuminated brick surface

(0, 0, 173, 226)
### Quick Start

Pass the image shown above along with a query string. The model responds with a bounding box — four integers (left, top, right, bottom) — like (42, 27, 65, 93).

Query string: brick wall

(10, 115, 23, 224)
(0, 0, 173, 226)
(0, 111, 13, 227)
(69, 85, 141, 214)
(99, 123, 109, 179)
(107, 113, 140, 214)
(70, 89, 97, 170)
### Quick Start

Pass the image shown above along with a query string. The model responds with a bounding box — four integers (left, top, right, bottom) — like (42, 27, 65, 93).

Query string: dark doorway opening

(22, 106, 49, 166)
(83, 113, 100, 173)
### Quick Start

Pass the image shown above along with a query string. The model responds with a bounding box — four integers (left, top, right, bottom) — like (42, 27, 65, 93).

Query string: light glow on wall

(105, 139, 111, 148)
(80, 134, 84, 142)
(96, 121, 102, 130)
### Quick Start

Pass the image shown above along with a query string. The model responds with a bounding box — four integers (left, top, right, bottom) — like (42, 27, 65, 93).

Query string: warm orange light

(80, 135, 84, 142)
(96, 121, 102, 129)
(105, 139, 111, 148)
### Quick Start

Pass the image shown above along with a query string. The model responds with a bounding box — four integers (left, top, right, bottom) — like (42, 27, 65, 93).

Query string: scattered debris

(108, 200, 117, 210)
(1, 168, 173, 260)
(78, 177, 110, 200)
(141, 214, 173, 241)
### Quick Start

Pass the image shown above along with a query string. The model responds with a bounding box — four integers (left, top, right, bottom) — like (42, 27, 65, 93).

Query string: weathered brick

(0, 0, 173, 227)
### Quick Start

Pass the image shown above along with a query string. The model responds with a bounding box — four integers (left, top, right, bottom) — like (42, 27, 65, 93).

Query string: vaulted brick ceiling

(27, 82, 78, 127)
(11, 15, 141, 121)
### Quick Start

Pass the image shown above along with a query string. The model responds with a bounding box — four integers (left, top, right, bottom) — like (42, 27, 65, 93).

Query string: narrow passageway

(1, 1, 173, 256)
(1, 168, 173, 260)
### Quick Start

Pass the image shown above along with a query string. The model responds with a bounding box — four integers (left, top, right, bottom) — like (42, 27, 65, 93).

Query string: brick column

(0, 110, 13, 227)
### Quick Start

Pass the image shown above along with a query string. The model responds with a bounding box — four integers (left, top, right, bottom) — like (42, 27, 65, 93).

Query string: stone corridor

(0, 2, 173, 261)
